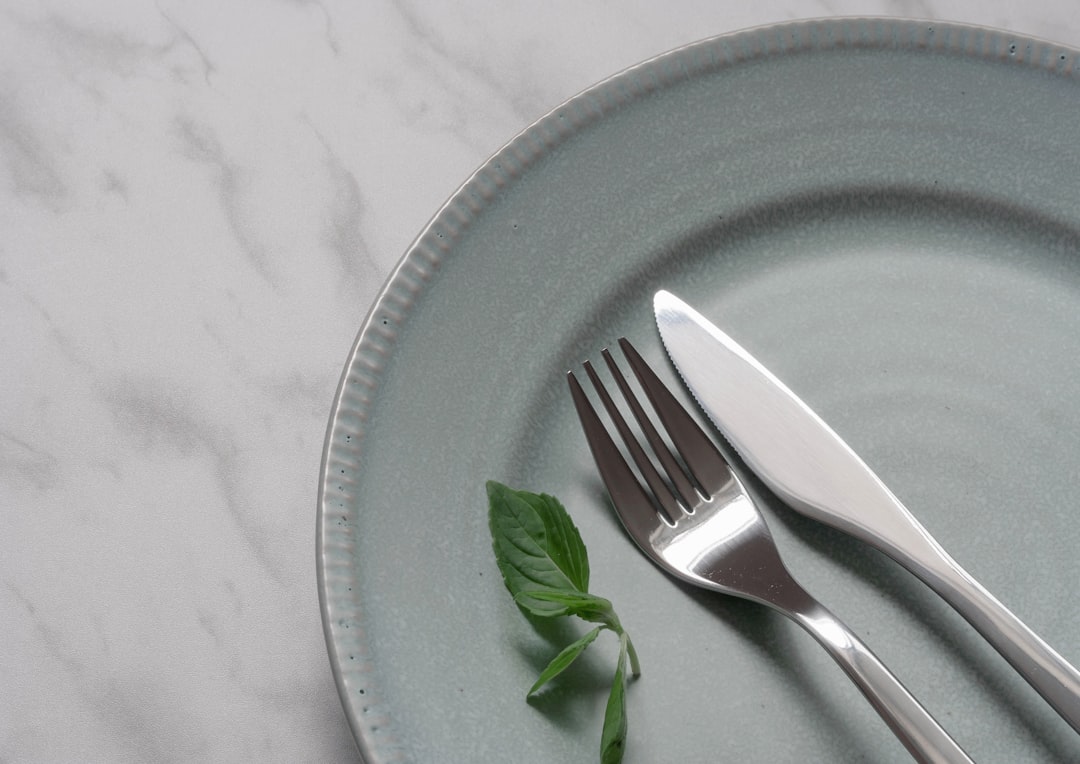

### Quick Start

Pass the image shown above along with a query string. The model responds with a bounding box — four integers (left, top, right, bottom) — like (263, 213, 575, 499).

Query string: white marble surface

(2, 2, 1078, 761)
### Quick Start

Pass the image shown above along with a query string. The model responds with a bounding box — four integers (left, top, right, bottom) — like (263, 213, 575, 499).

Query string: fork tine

(618, 337, 731, 497)
(600, 347, 698, 509)
(581, 360, 682, 524)
(567, 370, 672, 538)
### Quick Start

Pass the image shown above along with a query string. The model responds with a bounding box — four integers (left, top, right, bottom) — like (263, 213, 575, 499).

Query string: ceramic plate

(318, 18, 1080, 762)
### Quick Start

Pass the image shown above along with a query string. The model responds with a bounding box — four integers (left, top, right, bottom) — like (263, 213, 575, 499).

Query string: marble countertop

(3, 2, 1078, 761)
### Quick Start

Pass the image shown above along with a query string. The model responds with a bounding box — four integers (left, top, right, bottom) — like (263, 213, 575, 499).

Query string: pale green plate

(319, 18, 1080, 762)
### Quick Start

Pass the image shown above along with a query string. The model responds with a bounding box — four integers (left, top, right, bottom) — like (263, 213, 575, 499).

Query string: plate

(318, 18, 1080, 762)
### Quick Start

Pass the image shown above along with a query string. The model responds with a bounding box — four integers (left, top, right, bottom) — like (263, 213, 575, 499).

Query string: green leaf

(600, 640, 629, 764)
(508, 592, 580, 618)
(514, 588, 616, 626)
(487, 481, 590, 598)
(527, 626, 603, 697)
(486, 480, 639, 764)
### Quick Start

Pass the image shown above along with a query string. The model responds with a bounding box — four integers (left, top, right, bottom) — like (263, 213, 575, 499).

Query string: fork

(568, 338, 973, 764)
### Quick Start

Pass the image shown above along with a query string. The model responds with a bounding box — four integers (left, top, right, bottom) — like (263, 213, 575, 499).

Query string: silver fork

(568, 338, 973, 764)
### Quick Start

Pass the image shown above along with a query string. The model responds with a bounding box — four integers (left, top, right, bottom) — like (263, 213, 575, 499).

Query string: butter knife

(654, 289, 1080, 733)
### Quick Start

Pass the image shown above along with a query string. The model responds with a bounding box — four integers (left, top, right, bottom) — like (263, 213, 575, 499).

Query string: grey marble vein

(174, 116, 278, 287)
(312, 127, 379, 297)
(290, 0, 342, 55)
(99, 375, 287, 582)
(391, 0, 545, 124)
(0, 93, 70, 209)
(158, 8, 217, 86)
(0, 430, 60, 491)
(372, 0, 557, 157)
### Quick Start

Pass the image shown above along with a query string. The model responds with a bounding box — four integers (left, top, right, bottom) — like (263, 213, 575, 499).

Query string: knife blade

(654, 288, 1080, 734)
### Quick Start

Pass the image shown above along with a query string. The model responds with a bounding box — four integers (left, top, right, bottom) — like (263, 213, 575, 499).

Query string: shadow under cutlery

(721, 442, 1078, 760)
(681, 582, 897, 762)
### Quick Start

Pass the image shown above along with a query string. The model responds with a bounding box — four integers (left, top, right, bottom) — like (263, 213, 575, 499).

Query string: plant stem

(619, 631, 641, 678)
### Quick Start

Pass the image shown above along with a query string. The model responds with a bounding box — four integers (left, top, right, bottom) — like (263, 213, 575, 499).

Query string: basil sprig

(487, 481, 640, 764)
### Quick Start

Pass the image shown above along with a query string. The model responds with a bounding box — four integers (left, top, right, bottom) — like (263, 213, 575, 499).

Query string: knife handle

(914, 548, 1080, 734)
(782, 588, 973, 764)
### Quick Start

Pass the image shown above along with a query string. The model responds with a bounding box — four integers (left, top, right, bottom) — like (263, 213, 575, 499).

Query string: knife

(654, 289, 1080, 734)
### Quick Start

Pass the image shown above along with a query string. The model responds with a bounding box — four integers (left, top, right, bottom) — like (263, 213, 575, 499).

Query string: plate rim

(316, 16, 1080, 762)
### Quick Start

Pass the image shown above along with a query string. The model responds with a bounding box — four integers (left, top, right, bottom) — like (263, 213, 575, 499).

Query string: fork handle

(780, 587, 973, 764)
